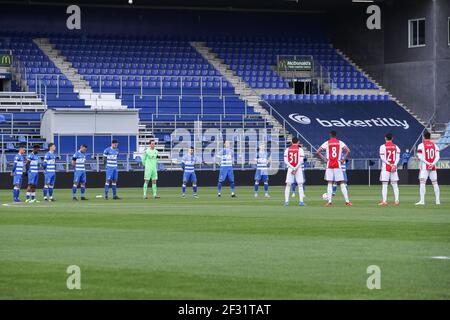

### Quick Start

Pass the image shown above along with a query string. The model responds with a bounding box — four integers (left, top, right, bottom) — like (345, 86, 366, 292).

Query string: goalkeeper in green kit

(142, 140, 160, 199)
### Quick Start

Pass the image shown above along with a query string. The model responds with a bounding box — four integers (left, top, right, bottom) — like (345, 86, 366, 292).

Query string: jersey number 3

(288, 151, 298, 166)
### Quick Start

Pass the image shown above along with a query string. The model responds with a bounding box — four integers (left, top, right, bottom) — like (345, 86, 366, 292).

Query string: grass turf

(0, 185, 449, 299)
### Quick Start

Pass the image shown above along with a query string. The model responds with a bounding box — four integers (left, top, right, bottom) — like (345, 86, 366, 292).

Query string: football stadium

(0, 0, 449, 305)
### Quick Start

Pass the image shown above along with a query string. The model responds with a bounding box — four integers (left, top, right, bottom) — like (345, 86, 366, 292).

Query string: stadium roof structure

(0, 0, 386, 12)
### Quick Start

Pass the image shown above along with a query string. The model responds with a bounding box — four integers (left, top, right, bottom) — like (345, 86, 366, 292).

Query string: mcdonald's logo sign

(0, 54, 12, 66)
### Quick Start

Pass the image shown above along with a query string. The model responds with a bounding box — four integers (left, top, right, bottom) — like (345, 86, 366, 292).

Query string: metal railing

(22, 74, 229, 99)
(142, 113, 268, 137)
(259, 99, 317, 154)
(408, 111, 436, 156)
(133, 94, 249, 117)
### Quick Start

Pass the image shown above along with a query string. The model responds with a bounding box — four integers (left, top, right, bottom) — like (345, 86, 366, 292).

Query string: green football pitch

(0, 185, 449, 299)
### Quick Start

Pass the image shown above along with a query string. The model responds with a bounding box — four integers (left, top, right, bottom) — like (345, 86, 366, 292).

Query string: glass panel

(418, 19, 425, 45)
(409, 20, 417, 47)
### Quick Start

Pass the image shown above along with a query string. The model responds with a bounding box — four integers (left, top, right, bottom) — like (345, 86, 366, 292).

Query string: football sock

(419, 182, 426, 203)
(152, 183, 157, 197)
(264, 182, 269, 193)
(143, 182, 148, 197)
(382, 182, 388, 202)
(298, 183, 304, 202)
(392, 183, 399, 203)
(112, 183, 117, 197)
(432, 181, 440, 203)
(13, 187, 19, 200)
(327, 183, 333, 203)
(104, 183, 110, 197)
(341, 183, 350, 203)
(285, 184, 291, 203)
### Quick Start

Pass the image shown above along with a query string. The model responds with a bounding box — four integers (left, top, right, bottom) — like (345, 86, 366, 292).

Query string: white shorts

(419, 169, 438, 182)
(286, 168, 305, 184)
(380, 170, 399, 182)
(324, 168, 345, 182)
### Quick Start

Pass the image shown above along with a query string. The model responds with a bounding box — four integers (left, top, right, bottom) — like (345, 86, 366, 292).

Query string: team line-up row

(9, 131, 441, 206)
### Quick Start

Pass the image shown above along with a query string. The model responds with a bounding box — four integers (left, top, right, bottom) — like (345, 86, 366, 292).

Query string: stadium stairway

(0, 91, 46, 112)
(191, 41, 320, 166)
(436, 122, 450, 151)
(33, 38, 126, 110)
(191, 44, 290, 130)
(0, 92, 47, 165)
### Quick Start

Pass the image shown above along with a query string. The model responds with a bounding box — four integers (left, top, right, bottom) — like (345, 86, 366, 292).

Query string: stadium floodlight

(128, 0, 133, 4)
(352, 0, 374, 2)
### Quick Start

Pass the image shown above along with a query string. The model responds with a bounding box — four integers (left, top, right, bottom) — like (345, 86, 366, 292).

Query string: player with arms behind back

(43, 143, 57, 202)
(378, 133, 401, 206)
(416, 130, 440, 205)
(254, 143, 270, 198)
(72, 144, 88, 201)
(217, 140, 236, 198)
(142, 140, 160, 199)
(316, 131, 352, 206)
(103, 139, 120, 200)
(11, 145, 26, 202)
(180, 146, 198, 198)
(25, 145, 40, 203)
(284, 137, 305, 206)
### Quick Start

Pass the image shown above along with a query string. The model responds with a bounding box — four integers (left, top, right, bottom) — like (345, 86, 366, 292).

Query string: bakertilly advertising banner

(268, 101, 425, 156)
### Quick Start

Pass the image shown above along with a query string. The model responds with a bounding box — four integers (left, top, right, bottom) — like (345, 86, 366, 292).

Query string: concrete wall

(40, 108, 140, 142)
(329, 0, 450, 126)
(0, 4, 325, 37)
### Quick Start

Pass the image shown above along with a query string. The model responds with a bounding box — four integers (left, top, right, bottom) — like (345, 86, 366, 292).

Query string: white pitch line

(430, 256, 450, 260)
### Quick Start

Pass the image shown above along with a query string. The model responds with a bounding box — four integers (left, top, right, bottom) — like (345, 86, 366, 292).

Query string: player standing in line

(180, 147, 198, 198)
(416, 131, 440, 205)
(217, 140, 236, 198)
(11, 145, 26, 203)
(378, 133, 401, 206)
(284, 137, 305, 206)
(142, 140, 160, 199)
(291, 157, 307, 197)
(329, 158, 348, 199)
(103, 139, 120, 200)
(316, 131, 352, 206)
(72, 144, 88, 201)
(43, 143, 57, 202)
(254, 143, 270, 198)
(25, 145, 40, 203)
